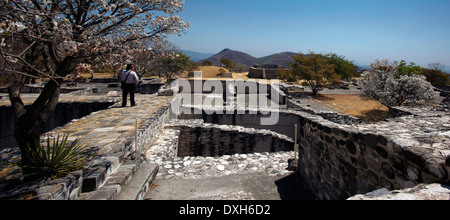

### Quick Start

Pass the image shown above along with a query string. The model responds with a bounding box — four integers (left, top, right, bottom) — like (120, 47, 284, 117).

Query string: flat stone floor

(144, 126, 315, 200)
(45, 94, 172, 150)
(146, 172, 315, 200)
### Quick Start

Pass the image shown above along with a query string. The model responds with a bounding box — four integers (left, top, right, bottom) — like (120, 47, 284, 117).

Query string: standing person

(120, 64, 139, 107)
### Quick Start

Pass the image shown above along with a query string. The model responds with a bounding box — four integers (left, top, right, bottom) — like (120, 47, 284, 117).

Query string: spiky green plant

(20, 134, 91, 179)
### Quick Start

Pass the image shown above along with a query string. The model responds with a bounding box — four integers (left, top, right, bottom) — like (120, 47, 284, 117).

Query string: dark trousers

(122, 83, 136, 107)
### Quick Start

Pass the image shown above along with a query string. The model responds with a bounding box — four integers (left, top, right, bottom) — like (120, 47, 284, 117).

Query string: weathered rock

(348, 183, 450, 200)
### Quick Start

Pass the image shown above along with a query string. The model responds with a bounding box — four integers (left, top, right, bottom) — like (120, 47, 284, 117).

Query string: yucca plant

(20, 134, 91, 179)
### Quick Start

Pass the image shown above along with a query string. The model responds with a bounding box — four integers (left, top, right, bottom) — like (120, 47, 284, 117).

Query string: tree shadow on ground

(313, 94, 335, 101)
(357, 109, 390, 123)
(275, 172, 316, 200)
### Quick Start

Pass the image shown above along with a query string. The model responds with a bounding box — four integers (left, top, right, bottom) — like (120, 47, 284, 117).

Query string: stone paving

(145, 125, 294, 181)
(156, 152, 294, 180)
(45, 94, 172, 152)
(144, 124, 297, 200)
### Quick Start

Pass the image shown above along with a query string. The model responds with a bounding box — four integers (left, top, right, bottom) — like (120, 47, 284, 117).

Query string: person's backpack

(121, 70, 131, 89)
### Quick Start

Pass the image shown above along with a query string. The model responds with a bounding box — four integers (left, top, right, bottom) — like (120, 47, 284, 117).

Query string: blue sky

(169, 0, 450, 68)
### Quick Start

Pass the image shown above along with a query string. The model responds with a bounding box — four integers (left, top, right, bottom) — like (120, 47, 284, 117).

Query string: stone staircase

(78, 152, 159, 200)
(114, 163, 158, 200)
(74, 95, 174, 200)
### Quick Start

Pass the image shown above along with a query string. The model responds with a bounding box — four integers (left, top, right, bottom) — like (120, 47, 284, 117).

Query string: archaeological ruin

(0, 76, 449, 200)
(248, 64, 285, 80)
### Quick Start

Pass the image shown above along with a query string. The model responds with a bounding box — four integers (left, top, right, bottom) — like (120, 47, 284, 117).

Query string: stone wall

(179, 107, 300, 139)
(0, 101, 115, 150)
(0, 95, 175, 200)
(177, 104, 450, 200)
(165, 119, 294, 157)
(294, 108, 450, 200)
(175, 79, 287, 106)
(0, 85, 84, 94)
(136, 83, 165, 94)
(248, 67, 282, 79)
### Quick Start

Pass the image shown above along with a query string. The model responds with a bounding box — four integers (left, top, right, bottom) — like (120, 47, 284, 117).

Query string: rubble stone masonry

(176, 104, 449, 200)
(292, 107, 450, 199)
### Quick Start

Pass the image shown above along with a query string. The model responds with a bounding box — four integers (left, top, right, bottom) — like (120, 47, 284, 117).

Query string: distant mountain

(181, 50, 215, 62)
(204, 48, 256, 67)
(256, 52, 297, 68)
(200, 48, 297, 69)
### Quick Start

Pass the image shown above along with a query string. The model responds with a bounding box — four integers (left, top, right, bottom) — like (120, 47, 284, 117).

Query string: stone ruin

(0, 78, 449, 200)
(248, 64, 284, 80)
(170, 79, 450, 199)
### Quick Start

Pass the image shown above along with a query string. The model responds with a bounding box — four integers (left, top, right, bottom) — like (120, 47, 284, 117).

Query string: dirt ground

(194, 66, 232, 78)
(313, 94, 390, 122)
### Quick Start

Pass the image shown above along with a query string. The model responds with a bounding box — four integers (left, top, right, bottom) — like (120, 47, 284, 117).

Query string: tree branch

(8, 81, 26, 119)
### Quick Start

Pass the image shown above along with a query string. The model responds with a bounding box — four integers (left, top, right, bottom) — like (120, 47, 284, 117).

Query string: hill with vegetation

(181, 50, 215, 62)
(201, 48, 297, 69)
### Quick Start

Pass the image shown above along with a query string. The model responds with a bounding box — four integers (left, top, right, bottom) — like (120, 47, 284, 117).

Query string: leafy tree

(422, 68, 449, 86)
(323, 53, 357, 80)
(360, 59, 439, 107)
(219, 58, 236, 70)
(201, 60, 213, 66)
(422, 62, 448, 86)
(235, 63, 248, 73)
(0, 0, 189, 171)
(394, 60, 423, 77)
(282, 52, 339, 95)
(160, 52, 193, 82)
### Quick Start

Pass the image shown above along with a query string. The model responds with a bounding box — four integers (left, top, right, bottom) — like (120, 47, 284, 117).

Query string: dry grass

(313, 94, 390, 122)
(87, 66, 232, 80)
(80, 72, 115, 78)
(182, 66, 232, 79)
(80, 72, 159, 80)
(232, 72, 249, 80)
(200, 66, 231, 78)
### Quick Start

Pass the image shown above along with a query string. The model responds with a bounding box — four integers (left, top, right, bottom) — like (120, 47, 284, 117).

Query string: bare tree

(428, 62, 446, 71)
(129, 39, 178, 79)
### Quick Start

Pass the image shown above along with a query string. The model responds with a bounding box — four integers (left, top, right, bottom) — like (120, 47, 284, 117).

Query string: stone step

(78, 157, 142, 200)
(78, 158, 159, 200)
(114, 162, 159, 200)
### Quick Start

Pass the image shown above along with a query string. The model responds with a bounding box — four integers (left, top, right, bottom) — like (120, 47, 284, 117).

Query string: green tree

(323, 53, 357, 80)
(219, 58, 236, 70)
(160, 52, 193, 82)
(235, 63, 248, 73)
(394, 60, 422, 77)
(422, 68, 449, 86)
(282, 52, 339, 95)
(201, 60, 213, 66)
(423, 62, 448, 86)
